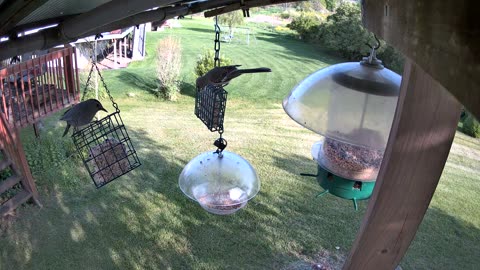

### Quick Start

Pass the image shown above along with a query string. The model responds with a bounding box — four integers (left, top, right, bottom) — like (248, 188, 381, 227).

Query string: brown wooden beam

(61, 0, 179, 39)
(0, 4, 187, 60)
(361, 0, 480, 120)
(188, 0, 238, 14)
(343, 60, 461, 269)
(0, 0, 49, 36)
(82, 5, 188, 37)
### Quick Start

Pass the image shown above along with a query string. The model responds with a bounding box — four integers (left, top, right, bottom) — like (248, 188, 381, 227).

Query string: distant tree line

(287, 1, 404, 74)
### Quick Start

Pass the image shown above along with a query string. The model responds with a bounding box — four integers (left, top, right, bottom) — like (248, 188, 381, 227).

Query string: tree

(287, 12, 322, 40)
(218, 11, 245, 38)
(295, 0, 337, 12)
(324, 0, 336, 11)
(463, 112, 480, 138)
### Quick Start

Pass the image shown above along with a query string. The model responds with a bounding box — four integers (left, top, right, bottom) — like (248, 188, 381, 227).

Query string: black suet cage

(72, 111, 141, 188)
(195, 84, 228, 133)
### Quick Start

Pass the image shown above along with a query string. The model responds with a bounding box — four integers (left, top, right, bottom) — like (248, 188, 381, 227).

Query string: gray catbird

(196, 65, 271, 89)
(60, 99, 107, 137)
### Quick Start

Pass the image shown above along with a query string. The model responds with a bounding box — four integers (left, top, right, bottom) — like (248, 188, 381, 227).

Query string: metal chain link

(93, 62, 120, 112)
(214, 16, 221, 67)
(81, 60, 119, 112)
(80, 35, 119, 112)
(81, 63, 95, 102)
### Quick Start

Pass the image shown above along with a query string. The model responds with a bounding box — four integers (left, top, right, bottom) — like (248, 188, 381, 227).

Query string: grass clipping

(156, 36, 181, 100)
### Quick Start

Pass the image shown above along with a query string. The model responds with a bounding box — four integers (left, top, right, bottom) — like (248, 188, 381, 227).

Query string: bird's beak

(100, 107, 108, 113)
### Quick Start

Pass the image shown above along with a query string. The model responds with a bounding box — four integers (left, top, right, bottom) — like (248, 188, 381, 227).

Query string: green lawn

(1, 18, 479, 270)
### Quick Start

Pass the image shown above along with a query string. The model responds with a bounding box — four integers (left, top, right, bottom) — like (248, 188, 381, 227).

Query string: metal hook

(365, 34, 381, 50)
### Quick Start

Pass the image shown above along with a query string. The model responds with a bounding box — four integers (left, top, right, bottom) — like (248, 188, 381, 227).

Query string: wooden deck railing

(0, 47, 80, 128)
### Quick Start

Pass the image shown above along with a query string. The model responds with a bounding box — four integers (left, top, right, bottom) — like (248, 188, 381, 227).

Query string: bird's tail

(224, 67, 271, 82)
(62, 123, 71, 137)
(237, 67, 272, 74)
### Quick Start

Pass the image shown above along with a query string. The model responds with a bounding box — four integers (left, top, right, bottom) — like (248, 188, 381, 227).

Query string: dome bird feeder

(179, 150, 260, 215)
(185, 16, 260, 215)
(283, 42, 401, 210)
(73, 61, 140, 188)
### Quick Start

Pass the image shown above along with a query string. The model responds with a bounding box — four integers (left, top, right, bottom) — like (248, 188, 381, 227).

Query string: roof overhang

(0, 0, 301, 60)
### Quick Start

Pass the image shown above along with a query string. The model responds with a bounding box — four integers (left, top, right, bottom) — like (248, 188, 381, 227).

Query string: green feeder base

(313, 165, 376, 210)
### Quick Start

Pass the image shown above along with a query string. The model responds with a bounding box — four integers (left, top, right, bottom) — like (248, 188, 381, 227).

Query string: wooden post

(113, 39, 117, 69)
(119, 39, 123, 58)
(64, 47, 75, 103)
(361, 0, 480, 121)
(0, 113, 40, 206)
(343, 60, 462, 269)
(124, 37, 127, 58)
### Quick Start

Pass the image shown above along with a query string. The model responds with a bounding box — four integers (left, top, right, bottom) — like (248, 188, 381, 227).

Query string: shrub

(280, 11, 291, 19)
(463, 112, 480, 138)
(287, 12, 322, 40)
(316, 2, 404, 72)
(296, 0, 324, 12)
(275, 26, 292, 33)
(316, 2, 373, 60)
(324, 0, 336, 11)
(156, 37, 182, 100)
(194, 50, 232, 78)
(377, 45, 405, 74)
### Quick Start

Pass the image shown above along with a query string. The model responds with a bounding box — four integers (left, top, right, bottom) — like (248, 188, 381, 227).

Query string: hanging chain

(213, 17, 226, 154)
(214, 16, 221, 67)
(81, 63, 95, 102)
(94, 62, 119, 112)
(81, 35, 120, 112)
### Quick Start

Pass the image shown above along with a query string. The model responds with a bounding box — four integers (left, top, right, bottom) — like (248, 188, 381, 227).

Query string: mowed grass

(1, 18, 479, 270)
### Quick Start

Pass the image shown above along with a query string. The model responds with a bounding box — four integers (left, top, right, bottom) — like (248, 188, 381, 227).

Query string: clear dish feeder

(179, 150, 260, 215)
(283, 53, 401, 209)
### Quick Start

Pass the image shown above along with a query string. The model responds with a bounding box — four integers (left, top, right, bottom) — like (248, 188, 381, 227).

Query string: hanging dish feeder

(179, 148, 260, 215)
(284, 41, 400, 209)
(72, 62, 140, 188)
(185, 16, 260, 214)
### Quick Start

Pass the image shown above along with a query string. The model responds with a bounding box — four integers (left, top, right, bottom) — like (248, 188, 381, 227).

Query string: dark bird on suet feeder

(60, 99, 107, 137)
(196, 65, 271, 89)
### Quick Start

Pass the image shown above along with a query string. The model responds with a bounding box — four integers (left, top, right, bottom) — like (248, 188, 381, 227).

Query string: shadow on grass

(2, 124, 478, 269)
(116, 70, 158, 94)
(185, 27, 216, 35)
(256, 32, 344, 66)
(402, 207, 480, 269)
(271, 150, 316, 177)
(179, 81, 196, 98)
(0, 127, 286, 269)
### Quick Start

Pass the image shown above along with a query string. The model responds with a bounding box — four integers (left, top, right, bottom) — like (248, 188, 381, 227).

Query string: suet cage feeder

(283, 55, 401, 209)
(179, 150, 260, 215)
(195, 84, 228, 132)
(72, 111, 141, 188)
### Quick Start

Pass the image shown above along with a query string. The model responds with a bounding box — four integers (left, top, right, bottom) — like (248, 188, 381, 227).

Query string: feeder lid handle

(360, 34, 384, 69)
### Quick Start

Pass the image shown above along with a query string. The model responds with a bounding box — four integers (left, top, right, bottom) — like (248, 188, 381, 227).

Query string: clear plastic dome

(179, 151, 260, 215)
(283, 62, 401, 150)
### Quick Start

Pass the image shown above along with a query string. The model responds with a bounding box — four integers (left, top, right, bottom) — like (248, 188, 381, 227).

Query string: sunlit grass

(1, 17, 479, 270)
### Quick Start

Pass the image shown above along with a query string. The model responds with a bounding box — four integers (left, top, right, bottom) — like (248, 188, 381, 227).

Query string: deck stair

(0, 48, 80, 216)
